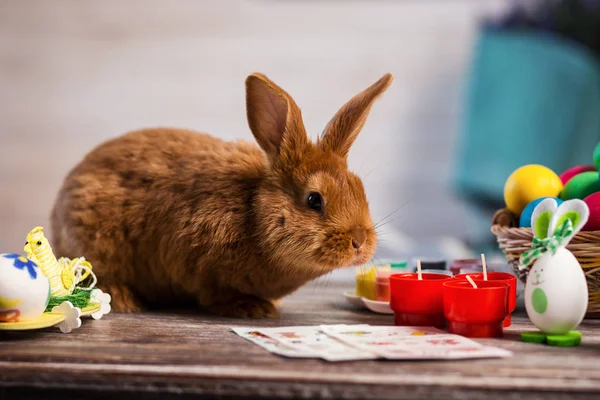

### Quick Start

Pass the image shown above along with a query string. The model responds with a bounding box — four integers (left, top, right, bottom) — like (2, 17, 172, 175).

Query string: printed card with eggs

(320, 325, 513, 360)
(233, 325, 378, 361)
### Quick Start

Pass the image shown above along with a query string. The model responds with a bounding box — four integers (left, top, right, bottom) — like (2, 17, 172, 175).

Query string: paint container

(448, 259, 481, 275)
(375, 271, 391, 302)
(412, 258, 447, 272)
(421, 269, 453, 276)
(355, 266, 377, 300)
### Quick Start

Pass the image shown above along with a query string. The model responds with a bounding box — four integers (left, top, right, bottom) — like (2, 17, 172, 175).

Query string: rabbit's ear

(318, 74, 393, 160)
(246, 73, 308, 161)
(550, 199, 589, 237)
(531, 198, 559, 239)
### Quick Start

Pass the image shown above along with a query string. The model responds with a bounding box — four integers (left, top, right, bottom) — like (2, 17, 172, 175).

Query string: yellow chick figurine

(24, 226, 93, 297)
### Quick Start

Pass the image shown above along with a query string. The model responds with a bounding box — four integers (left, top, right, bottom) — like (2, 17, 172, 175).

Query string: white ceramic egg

(0, 253, 50, 322)
(524, 248, 588, 335)
(523, 198, 590, 335)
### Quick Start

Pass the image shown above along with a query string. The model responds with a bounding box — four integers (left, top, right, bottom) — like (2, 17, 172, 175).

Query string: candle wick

(466, 275, 478, 289)
(481, 253, 488, 281)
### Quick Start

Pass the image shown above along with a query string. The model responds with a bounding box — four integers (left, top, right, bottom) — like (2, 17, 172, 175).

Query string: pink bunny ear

(550, 199, 590, 239)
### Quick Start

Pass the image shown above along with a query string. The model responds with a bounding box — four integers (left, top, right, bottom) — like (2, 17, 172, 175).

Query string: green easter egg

(594, 142, 600, 170)
(560, 171, 600, 200)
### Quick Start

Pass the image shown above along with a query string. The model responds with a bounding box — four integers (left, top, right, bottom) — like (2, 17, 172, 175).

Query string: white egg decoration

(0, 253, 50, 322)
(521, 198, 589, 337)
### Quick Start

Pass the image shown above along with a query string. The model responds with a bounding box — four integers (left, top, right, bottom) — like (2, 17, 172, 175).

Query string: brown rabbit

(50, 72, 393, 318)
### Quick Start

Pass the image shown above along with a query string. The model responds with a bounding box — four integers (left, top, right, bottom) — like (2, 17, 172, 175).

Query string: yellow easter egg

(504, 165, 563, 215)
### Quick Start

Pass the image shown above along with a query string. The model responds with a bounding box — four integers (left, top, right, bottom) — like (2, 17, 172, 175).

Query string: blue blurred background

(1, 0, 599, 268)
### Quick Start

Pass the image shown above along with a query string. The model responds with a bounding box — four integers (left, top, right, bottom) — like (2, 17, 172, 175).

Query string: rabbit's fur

(50, 73, 393, 318)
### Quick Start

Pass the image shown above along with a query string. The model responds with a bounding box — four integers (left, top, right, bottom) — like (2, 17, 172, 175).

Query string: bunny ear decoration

(550, 199, 590, 240)
(519, 198, 560, 270)
(520, 199, 590, 269)
(531, 198, 559, 239)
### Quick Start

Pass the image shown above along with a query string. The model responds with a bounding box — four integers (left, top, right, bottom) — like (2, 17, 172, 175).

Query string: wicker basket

(491, 208, 600, 318)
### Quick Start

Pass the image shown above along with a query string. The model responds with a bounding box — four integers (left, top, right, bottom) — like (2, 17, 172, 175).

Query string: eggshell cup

(389, 273, 453, 329)
(454, 272, 517, 327)
(442, 280, 509, 338)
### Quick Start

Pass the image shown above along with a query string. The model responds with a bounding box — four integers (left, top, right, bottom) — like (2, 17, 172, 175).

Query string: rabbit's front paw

(101, 283, 144, 313)
(207, 295, 280, 319)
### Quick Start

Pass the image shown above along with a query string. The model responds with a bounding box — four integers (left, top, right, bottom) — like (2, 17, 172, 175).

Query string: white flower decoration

(52, 301, 82, 333)
(90, 288, 111, 320)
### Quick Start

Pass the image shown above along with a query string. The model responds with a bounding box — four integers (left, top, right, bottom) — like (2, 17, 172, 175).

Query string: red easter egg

(583, 192, 600, 231)
(560, 165, 596, 185)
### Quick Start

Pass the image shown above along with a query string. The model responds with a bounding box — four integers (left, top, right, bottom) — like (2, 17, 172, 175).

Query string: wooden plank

(1, 281, 600, 399)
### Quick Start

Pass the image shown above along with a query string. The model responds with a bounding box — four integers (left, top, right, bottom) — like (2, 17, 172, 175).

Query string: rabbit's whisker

(373, 198, 413, 229)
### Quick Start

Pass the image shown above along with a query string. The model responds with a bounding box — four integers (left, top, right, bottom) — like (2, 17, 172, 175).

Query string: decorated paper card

(232, 325, 378, 361)
(232, 327, 312, 358)
(253, 325, 378, 362)
(320, 325, 513, 360)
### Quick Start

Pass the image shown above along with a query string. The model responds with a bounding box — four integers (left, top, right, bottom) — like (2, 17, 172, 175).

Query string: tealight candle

(442, 280, 509, 338)
(389, 273, 453, 329)
(454, 272, 517, 327)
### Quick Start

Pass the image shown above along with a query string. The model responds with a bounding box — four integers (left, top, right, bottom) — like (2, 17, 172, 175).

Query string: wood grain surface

(1, 280, 600, 400)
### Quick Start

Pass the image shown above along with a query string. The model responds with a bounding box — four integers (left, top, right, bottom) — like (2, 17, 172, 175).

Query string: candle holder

(443, 280, 509, 338)
(454, 272, 517, 327)
(389, 273, 453, 329)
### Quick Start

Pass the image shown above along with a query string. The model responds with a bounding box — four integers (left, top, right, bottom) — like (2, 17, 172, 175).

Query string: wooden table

(1, 280, 600, 400)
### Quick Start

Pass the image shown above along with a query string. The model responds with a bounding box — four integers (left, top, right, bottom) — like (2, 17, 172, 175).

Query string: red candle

(389, 273, 453, 329)
(454, 272, 517, 327)
(442, 280, 509, 338)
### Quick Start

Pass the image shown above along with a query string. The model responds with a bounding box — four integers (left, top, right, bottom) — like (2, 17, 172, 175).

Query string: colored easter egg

(504, 165, 563, 215)
(525, 248, 587, 335)
(519, 197, 563, 228)
(0, 253, 50, 322)
(594, 142, 600, 170)
(559, 165, 596, 185)
(583, 192, 600, 231)
(560, 171, 600, 200)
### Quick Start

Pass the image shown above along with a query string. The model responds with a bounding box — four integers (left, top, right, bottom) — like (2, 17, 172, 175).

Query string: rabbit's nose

(351, 228, 367, 250)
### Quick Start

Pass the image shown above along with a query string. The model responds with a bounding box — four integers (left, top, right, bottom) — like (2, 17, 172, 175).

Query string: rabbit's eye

(37, 241, 42, 246)
(25, 241, 28, 245)
(307, 192, 323, 213)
